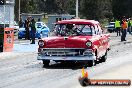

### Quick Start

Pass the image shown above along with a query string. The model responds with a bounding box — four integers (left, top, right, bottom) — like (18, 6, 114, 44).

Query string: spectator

(24, 17, 30, 40)
(19, 17, 24, 28)
(30, 18, 36, 44)
(128, 18, 131, 34)
(121, 16, 128, 41)
(131, 18, 132, 33)
(38, 18, 41, 22)
(128, 18, 132, 34)
(115, 18, 121, 36)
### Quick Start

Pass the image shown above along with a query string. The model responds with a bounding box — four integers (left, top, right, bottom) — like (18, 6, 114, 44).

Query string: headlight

(86, 41, 92, 47)
(38, 40, 44, 47)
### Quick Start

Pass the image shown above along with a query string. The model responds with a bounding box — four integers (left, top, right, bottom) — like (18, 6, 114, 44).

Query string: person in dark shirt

(30, 18, 36, 44)
(24, 17, 30, 40)
(19, 17, 24, 28)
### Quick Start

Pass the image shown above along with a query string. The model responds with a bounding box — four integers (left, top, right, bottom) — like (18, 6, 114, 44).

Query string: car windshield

(36, 23, 42, 28)
(53, 24, 94, 36)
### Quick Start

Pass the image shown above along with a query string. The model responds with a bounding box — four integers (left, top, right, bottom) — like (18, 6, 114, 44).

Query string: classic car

(18, 27, 41, 39)
(37, 19, 110, 67)
(18, 22, 49, 39)
(36, 22, 50, 37)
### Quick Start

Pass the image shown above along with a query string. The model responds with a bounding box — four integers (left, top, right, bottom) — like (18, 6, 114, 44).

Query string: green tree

(20, 0, 38, 13)
(112, 0, 132, 19)
(37, 0, 59, 14)
(80, 0, 112, 21)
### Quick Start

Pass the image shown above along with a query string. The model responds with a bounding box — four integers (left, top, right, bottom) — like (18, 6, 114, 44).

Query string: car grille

(40, 48, 93, 56)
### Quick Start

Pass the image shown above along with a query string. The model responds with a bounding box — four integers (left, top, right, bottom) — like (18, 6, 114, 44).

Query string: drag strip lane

(0, 33, 132, 88)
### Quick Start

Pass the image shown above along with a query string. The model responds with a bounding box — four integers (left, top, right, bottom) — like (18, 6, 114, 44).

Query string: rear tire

(87, 60, 96, 67)
(38, 37, 41, 39)
(101, 51, 107, 62)
(108, 30, 112, 33)
(43, 60, 50, 67)
(18, 37, 22, 39)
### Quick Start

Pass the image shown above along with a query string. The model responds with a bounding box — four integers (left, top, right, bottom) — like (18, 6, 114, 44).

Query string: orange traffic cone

(81, 67, 88, 78)
(79, 67, 90, 86)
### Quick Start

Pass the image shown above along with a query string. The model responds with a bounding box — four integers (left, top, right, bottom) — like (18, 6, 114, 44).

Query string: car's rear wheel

(18, 37, 22, 39)
(87, 60, 96, 67)
(38, 37, 41, 39)
(108, 30, 112, 33)
(43, 60, 50, 67)
(101, 51, 107, 62)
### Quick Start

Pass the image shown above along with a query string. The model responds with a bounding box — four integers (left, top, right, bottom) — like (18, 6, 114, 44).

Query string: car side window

(82, 25, 92, 35)
(91, 26, 95, 35)
(94, 25, 99, 35)
(97, 25, 102, 35)
(81, 25, 95, 35)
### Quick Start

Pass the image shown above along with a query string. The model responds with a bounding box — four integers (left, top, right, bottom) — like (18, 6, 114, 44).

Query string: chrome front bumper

(37, 48, 96, 61)
(37, 55, 96, 61)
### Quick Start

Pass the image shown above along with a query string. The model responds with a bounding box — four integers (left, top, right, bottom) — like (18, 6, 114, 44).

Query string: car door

(97, 24, 107, 56)
(95, 24, 104, 57)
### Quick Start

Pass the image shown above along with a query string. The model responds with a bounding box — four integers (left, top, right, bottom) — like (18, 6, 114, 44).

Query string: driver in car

(66, 24, 80, 36)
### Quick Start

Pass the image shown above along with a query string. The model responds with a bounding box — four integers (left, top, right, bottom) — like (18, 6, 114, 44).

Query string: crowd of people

(18, 16, 132, 43)
(19, 16, 37, 44)
(115, 16, 132, 42)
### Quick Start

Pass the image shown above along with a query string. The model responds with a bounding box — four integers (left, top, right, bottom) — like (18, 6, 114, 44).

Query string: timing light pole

(18, 0, 20, 21)
(76, 0, 79, 18)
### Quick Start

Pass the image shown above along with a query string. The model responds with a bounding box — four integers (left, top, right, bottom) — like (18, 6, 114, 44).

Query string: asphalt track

(0, 33, 132, 88)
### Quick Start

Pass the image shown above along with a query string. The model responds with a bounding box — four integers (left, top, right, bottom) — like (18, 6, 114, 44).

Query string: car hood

(42, 36, 92, 48)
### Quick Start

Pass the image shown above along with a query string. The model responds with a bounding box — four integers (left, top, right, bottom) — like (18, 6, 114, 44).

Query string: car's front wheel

(42, 60, 50, 67)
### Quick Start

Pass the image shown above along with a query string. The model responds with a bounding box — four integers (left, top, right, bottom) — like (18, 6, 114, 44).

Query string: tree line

(14, 0, 132, 21)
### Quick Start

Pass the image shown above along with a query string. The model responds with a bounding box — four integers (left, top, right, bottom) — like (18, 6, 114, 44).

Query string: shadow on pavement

(43, 62, 89, 70)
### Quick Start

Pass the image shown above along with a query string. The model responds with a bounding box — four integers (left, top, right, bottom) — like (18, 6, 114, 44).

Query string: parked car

(18, 27, 41, 39)
(36, 22, 50, 37)
(105, 22, 115, 33)
(37, 19, 110, 67)
(18, 22, 49, 39)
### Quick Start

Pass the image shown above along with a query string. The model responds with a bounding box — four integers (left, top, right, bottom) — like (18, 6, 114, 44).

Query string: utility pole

(76, 0, 78, 18)
(18, 0, 20, 21)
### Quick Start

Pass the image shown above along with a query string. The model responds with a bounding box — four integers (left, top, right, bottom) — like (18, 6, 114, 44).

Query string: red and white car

(37, 19, 110, 67)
